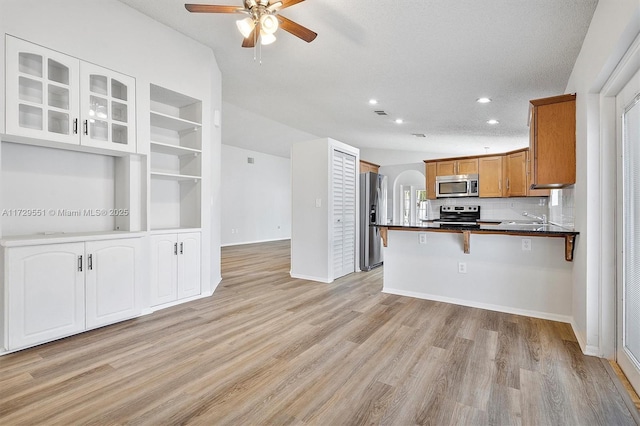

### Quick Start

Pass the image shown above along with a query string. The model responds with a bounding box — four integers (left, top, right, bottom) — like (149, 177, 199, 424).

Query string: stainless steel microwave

(436, 174, 479, 198)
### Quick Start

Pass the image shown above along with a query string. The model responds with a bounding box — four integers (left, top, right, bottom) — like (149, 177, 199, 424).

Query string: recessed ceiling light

(369, 99, 378, 105)
(486, 119, 499, 125)
(477, 97, 492, 104)
(395, 118, 403, 124)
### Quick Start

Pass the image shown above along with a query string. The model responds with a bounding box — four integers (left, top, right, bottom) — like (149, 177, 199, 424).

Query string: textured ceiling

(118, 0, 598, 163)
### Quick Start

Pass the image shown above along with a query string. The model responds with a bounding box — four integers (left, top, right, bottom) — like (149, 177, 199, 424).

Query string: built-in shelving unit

(149, 84, 202, 231)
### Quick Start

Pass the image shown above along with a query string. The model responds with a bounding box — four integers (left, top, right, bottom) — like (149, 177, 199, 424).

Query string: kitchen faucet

(522, 211, 547, 224)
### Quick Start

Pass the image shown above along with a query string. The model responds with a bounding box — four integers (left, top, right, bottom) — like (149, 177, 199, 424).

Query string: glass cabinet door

(80, 62, 136, 153)
(5, 36, 80, 145)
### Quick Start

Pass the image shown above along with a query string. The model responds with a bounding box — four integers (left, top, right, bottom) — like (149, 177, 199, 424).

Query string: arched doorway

(392, 170, 426, 224)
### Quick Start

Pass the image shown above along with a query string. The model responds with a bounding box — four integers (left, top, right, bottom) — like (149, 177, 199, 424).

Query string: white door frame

(600, 33, 640, 392)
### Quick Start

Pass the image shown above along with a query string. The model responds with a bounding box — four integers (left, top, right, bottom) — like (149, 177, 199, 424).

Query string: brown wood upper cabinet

(478, 156, 504, 197)
(505, 150, 528, 197)
(436, 158, 478, 175)
(529, 94, 576, 188)
(359, 160, 380, 174)
(425, 162, 437, 200)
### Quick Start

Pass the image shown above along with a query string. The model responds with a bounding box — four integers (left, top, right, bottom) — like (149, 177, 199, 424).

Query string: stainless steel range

(434, 205, 480, 228)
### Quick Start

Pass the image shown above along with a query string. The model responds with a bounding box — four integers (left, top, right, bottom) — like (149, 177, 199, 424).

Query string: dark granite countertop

(373, 221, 578, 236)
(373, 221, 578, 261)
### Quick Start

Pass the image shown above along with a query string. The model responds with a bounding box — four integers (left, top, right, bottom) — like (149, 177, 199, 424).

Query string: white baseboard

(383, 287, 573, 324)
(150, 292, 213, 312)
(221, 237, 290, 247)
(290, 272, 332, 283)
(569, 319, 601, 356)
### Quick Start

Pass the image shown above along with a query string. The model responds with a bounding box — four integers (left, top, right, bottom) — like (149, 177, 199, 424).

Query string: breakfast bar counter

(375, 221, 579, 261)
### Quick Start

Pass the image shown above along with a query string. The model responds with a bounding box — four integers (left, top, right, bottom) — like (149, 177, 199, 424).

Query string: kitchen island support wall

(382, 230, 573, 322)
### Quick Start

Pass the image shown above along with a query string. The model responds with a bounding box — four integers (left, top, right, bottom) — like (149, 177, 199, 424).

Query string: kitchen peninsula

(377, 221, 578, 261)
(376, 222, 579, 323)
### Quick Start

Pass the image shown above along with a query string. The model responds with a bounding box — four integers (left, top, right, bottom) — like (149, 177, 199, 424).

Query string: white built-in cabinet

(150, 232, 201, 306)
(148, 84, 203, 309)
(149, 84, 202, 230)
(5, 35, 136, 154)
(84, 238, 142, 328)
(3, 238, 141, 351)
(0, 33, 210, 354)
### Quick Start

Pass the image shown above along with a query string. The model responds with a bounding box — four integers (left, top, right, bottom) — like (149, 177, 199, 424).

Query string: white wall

(291, 139, 330, 282)
(0, 0, 223, 290)
(564, 0, 640, 356)
(221, 144, 290, 246)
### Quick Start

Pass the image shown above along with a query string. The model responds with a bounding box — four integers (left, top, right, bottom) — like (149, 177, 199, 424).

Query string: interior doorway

(392, 170, 425, 224)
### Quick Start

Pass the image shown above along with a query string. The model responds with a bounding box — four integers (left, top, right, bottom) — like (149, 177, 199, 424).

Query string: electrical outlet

(458, 262, 467, 274)
(315, 198, 322, 208)
(419, 233, 427, 244)
(522, 238, 532, 251)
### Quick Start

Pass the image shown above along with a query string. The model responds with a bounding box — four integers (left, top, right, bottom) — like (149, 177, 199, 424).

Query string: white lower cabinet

(4, 237, 142, 352)
(150, 232, 201, 307)
(85, 239, 142, 329)
(6, 243, 85, 351)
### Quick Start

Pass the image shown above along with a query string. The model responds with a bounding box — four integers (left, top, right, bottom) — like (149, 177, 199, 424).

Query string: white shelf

(150, 111, 201, 133)
(150, 171, 201, 182)
(150, 141, 201, 156)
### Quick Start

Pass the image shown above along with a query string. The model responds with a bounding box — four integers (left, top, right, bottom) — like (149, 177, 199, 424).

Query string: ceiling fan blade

(280, 0, 305, 9)
(277, 15, 317, 43)
(185, 4, 240, 13)
(242, 22, 260, 48)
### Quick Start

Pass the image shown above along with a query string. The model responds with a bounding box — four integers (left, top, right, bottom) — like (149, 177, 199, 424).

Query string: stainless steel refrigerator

(360, 172, 387, 271)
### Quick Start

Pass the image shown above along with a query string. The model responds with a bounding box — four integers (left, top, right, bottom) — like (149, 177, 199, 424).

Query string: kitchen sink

(499, 221, 564, 231)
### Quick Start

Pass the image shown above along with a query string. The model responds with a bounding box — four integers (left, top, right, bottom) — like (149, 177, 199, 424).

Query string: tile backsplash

(548, 187, 575, 227)
(422, 191, 575, 227)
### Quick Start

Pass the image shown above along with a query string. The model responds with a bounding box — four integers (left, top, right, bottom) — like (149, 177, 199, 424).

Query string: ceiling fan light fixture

(236, 17, 255, 38)
(260, 32, 277, 45)
(260, 14, 279, 34)
(266, 1, 283, 11)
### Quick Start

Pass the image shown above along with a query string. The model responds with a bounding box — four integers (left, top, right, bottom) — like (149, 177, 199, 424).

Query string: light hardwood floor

(0, 239, 637, 425)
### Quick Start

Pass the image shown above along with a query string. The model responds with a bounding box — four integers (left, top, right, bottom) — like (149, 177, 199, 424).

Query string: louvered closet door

(332, 150, 357, 279)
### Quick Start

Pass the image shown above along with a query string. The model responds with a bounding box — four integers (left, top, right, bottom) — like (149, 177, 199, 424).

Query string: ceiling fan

(185, 0, 317, 48)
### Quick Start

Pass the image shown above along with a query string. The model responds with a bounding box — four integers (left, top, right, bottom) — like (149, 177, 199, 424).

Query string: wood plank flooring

(0, 239, 637, 425)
